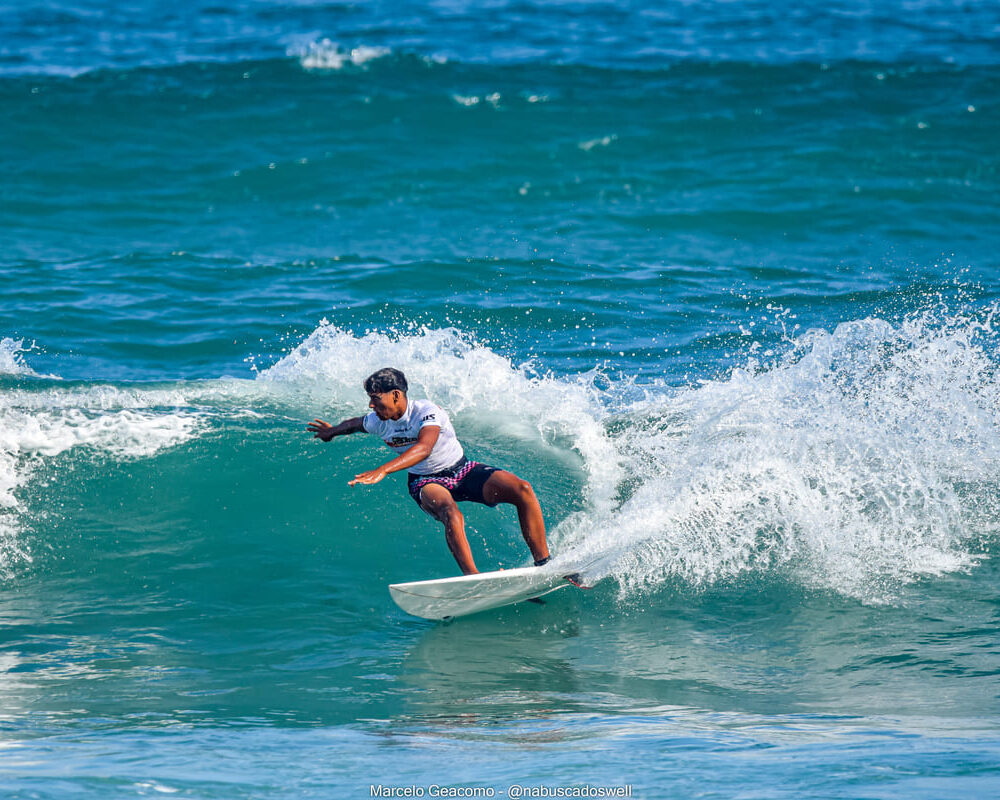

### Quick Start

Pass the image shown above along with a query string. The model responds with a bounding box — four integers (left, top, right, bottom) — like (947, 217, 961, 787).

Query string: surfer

(306, 367, 551, 575)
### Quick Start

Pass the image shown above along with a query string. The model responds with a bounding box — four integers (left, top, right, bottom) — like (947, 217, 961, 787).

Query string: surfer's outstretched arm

(349, 425, 441, 486)
(307, 416, 365, 441)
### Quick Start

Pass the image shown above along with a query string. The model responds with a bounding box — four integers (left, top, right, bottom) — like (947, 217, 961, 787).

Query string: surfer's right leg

(418, 482, 479, 575)
(480, 471, 550, 566)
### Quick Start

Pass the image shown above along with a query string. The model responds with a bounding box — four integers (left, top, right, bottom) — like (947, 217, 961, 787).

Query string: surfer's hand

(349, 468, 386, 487)
(307, 419, 336, 441)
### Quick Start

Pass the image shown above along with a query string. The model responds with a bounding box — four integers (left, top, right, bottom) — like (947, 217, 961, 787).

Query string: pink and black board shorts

(408, 457, 500, 507)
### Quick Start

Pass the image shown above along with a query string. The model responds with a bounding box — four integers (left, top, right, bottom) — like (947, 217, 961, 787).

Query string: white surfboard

(389, 565, 583, 620)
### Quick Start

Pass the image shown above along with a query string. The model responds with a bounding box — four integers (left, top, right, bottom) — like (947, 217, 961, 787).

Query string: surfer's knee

(484, 471, 537, 507)
(510, 478, 537, 507)
(419, 487, 460, 523)
(419, 497, 447, 521)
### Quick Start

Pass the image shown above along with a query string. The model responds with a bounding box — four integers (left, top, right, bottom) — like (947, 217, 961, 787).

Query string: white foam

(452, 93, 502, 108)
(0, 338, 39, 377)
(572, 309, 1000, 603)
(293, 39, 391, 70)
(579, 134, 618, 151)
(0, 407, 202, 463)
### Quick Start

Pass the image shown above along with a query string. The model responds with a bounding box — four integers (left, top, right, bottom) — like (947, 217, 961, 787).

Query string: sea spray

(0, 338, 38, 378)
(569, 304, 1000, 603)
(291, 39, 393, 71)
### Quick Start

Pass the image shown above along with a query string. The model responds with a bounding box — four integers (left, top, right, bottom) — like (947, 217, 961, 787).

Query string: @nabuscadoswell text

(371, 785, 633, 798)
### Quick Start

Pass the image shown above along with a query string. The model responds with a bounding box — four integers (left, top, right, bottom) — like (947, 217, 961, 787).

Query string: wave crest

(7, 305, 998, 603)
(290, 39, 392, 70)
(572, 306, 1000, 603)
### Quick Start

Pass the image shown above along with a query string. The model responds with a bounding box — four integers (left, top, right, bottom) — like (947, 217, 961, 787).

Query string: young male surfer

(306, 367, 551, 575)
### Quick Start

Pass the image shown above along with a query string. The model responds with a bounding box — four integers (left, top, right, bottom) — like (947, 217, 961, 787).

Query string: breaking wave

(261, 305, 1000, 604)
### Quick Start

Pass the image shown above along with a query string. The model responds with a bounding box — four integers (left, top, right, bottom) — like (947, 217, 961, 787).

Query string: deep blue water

(2, 1, 1000, 797)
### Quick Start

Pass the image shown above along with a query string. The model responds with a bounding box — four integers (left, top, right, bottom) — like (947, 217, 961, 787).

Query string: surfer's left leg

(418, 482, 480, 575)
(480, 471, 550, 565)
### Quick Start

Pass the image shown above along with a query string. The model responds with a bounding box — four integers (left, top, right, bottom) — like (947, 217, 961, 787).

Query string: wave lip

(0, 395, 205, 574)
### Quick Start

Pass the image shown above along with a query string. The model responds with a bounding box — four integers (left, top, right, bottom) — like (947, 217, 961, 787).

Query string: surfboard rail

(388, 565, 580, 620)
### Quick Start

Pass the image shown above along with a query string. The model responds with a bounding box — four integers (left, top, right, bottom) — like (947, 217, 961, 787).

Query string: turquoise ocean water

(3, 1, 1000, 797)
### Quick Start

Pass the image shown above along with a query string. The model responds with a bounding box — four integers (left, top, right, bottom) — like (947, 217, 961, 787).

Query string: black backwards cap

(364, 367, 408, 395)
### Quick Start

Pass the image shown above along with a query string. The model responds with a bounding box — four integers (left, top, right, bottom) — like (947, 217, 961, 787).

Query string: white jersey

(362, 398, 464, 475)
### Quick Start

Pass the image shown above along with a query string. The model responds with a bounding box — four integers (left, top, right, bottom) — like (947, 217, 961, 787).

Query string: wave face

(4, 2, 1000, 797)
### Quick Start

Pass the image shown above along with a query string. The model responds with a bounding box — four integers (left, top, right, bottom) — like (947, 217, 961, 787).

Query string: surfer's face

(368, 390, 405, 420)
